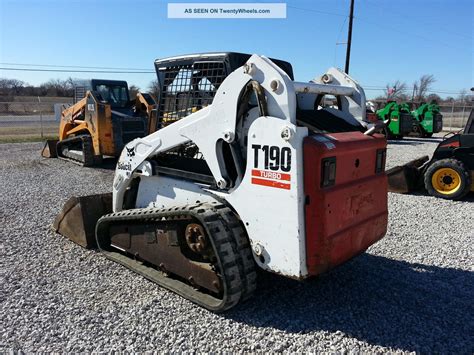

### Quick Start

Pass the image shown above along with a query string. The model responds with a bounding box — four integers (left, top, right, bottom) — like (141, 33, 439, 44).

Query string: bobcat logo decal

(126, 146, 135, 157)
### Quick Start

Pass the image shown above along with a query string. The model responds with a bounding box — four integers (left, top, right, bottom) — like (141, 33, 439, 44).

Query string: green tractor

(411, 101, 443, 138)
(376, 101, 414, 139)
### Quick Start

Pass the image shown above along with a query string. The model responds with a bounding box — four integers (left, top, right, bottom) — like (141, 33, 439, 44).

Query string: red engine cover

(303, 132, 388, 276)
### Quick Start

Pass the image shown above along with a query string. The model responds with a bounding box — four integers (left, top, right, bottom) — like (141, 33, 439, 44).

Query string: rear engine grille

(400, 113, 414, 134)
(122, 132, 144, 143)
(122, 120, 145, 132)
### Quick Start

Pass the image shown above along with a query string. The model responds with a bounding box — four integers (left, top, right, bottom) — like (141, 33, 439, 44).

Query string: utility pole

(411, 83, 418, 102)
(345, 0, 355, 74)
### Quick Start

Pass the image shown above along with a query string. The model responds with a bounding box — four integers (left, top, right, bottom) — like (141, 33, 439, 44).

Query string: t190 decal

(251, 144, 292, 190)
(252, 144, 291, 172)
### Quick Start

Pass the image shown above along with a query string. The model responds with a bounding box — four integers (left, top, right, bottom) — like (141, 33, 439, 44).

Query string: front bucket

(41, 139, 59, 158)
(386, 156, 429, 193)
(52, 193, 112, 249)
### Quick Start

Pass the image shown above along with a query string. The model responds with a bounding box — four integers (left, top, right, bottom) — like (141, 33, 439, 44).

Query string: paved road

(0, 115, 56, 126)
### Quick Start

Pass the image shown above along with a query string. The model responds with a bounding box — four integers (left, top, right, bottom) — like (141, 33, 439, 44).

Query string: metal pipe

(293, 82, 355, 96)
(37, 96, 43, 139)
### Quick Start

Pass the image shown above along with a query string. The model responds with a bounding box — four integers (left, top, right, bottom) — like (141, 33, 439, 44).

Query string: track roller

(56, 135, 95, 167)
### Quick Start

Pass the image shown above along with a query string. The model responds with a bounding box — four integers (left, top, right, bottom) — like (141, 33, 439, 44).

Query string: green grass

(0, 123, 58, 143)
(0, 135, 58, 144)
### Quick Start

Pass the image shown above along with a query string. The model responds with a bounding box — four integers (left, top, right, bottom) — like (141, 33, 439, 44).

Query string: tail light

(376, 149, 386, 173)
(321, 157, 337, 187)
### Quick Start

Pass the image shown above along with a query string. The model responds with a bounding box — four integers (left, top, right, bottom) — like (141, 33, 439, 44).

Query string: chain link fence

(0, 97, 72, 141)
(437, 103, 473, 131)
(0, 96, 472, 142)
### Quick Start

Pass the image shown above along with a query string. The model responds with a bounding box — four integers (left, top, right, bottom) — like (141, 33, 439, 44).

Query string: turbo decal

(251, 169, 290, 181)
(250, 169, 291, 190)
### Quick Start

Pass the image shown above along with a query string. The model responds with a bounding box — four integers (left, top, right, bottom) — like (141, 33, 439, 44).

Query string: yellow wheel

(431, 168, 461, 194)
(424, 159, 471, 200)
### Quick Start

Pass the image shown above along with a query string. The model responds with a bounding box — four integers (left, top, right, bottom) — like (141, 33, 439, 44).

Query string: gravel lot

(1, 137, 473, 353)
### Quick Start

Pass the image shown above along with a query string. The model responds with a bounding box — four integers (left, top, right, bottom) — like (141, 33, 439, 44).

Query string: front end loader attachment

(41, 139, 59, 158)
(52, 193, 112, 248)
(386, 156, 429, 193)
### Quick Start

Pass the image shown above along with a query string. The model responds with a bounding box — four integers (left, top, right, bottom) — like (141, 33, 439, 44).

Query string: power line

(355, 16, 464, 51)
(0, 62, 152, 71)
(0, 67, 154, 74)
(287, 4, 466, 51)
(0, 67, 466, 95)
(334, 16, 348, 66)
(364, 87, 466, 95)
(363, 0, 472, 40)
(287, 5, 346, 17)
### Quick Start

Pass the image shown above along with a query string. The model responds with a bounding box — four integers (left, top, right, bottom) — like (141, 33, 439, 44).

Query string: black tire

(420, 127, 433, 138)
(424, 159, 471, 200)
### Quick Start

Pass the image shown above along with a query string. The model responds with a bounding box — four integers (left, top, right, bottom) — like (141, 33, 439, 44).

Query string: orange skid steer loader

(41, 79, 157, 166)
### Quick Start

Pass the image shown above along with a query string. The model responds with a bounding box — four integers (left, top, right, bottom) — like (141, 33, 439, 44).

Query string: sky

(0, 0, 472, 99)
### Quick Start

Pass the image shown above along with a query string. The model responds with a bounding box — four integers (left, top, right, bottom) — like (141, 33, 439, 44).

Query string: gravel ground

(1, 137, 473, 353)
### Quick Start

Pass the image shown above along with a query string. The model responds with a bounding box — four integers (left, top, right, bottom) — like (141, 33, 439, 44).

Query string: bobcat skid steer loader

(53, 53, 388, 312)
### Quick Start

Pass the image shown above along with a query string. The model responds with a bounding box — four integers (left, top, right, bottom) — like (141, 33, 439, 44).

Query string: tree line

(1, 76, 470, 104)
(378, 74, 471, 104)
(0, 77, 160, 100)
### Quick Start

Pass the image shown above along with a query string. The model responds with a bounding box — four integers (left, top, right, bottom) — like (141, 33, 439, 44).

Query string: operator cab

(92, 80, 130, 108)
(153, 52, 294, 129)
(73, 79, 131, 109)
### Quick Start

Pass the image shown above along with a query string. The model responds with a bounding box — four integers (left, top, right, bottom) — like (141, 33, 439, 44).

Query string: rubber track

(95, 203, 256, 312)
(57, 135, 94, 167)
(212, 204, 257, 301)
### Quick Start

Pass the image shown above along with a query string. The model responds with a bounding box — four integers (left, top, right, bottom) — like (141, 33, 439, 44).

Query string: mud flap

(386, 156, 429, 193)
(41, 139, 59, 158)
(52, 193, 112, 248)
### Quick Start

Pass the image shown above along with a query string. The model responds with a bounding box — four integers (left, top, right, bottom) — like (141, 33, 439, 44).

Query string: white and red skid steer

(53, 53, 388, 312)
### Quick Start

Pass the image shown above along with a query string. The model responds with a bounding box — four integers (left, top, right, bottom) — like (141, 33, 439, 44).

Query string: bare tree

(385, 80, 407, 100)
(0, 78, 25, 95)
(457, 89, 467, 103)
(40, 79, 74, 97)
(148, 79, 160, 99)
(128, 85, 140, 99)
(426, 93, 441, 103)
(415, 74, 436, 101)
(9, 79, 25, 94)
